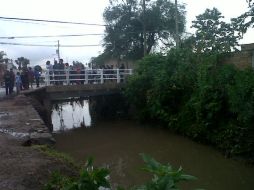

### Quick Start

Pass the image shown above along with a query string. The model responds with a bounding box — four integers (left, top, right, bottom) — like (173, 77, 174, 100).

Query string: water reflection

(51, 99, 91, 132)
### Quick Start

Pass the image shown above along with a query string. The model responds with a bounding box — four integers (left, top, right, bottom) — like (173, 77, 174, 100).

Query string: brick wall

(221, 51, 253, 69)
(220, 43, 254, 69)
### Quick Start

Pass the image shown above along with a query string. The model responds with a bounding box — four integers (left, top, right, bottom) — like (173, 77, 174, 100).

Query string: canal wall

(0, 94, 54, 145)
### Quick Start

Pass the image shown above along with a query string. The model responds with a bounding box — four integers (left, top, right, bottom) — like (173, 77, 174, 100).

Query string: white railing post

(100, 69, 104, 84)
(46, 68, 133, 86)
(85, 69, 88, 84)
(66, 68, 70, 85)
(117, 69, 120, 83)
(45, 70, 49, 86)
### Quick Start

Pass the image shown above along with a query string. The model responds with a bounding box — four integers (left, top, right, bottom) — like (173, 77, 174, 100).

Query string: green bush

(131, 154, 198, 190)
(226, 69, 254, 157)
(183, 60, 236, 140)
(228, 69, 254, 125)
(124, 48, 254, 159)
(125, 49, 197, 124)
(125, 54, 167, 121)
(44, 157, 110, 190)
(45, 154, 198, 190)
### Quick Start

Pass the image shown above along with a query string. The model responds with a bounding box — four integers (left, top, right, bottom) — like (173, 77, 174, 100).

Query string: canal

(49, 98, 254, 190)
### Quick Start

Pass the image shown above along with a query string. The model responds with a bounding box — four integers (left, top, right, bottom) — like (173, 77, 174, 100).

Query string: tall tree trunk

(142, 0, 147, 56)
(175, 0, 180, 47)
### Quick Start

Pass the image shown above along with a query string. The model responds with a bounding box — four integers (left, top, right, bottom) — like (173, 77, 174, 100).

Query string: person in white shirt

(46, 60, 53, 84)
(15, 72, 22, 94)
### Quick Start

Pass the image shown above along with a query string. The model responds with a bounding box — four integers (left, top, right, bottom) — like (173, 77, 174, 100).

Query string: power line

(0, 33, 104, 39)
(0, 42, 102, 47)
(0, 31, 192, 40)
(0, 42, 55, 47)
(0, 16, 107, 26)
(2, 19, 48, 25)
(61, 44, 102, 47)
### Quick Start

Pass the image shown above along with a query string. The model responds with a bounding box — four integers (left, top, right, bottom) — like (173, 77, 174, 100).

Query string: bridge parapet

(44, 68, 133, 86)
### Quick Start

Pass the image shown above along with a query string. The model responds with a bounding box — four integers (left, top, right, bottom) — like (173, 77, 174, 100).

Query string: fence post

(66, 68, 70, 85)
(117, 69, 120, 83)
(45, 70, 49, 86)
(100, 69, 104, 84)
(85, 69, 88, 84)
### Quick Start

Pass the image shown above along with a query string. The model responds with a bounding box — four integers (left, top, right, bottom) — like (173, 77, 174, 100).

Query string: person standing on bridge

(46, 60, 53, 84)
(34, 69, 41, 88)
(59, 59, 65, 85)
(21, 68, 29, 90)
(9, 68, 15, 94)
(3, 70, 11, 95)
(53, 60, 59, 85)
(28, 67, 34, 89)
(15, 72, 22, 94)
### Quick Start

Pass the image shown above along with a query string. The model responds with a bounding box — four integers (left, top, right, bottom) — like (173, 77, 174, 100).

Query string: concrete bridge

(24, 68, 133, 100)
(25, 83, 125, 100)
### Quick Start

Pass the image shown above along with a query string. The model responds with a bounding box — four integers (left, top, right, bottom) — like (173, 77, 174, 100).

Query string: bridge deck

(25, 83, 124, 100)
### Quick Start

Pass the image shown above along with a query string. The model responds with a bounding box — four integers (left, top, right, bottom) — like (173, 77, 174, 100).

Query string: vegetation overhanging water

(49, 98, 254, 190)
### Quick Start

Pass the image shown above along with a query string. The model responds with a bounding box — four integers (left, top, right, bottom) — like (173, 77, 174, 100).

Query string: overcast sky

(0, 0, 252, 67)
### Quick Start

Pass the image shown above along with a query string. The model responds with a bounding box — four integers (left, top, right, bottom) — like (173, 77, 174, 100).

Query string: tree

(0, 51, 5, 62)
(247, 0, 253, 7)
(191, 8, 240, 53)
(90, 51, 112, 68)
(103, 0, 186, 60)
(0, 51, 7, 64)
(15, 57, 30, 70)
(231, 0, 254, 36)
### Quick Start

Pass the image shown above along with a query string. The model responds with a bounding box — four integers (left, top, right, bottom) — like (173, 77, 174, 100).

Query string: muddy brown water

(51, 99, 254, 190)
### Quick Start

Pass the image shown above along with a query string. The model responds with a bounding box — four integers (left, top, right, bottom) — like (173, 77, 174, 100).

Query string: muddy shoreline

(0, 95, 76, 190)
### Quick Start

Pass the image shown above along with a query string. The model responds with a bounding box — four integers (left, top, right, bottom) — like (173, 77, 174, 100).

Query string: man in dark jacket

(34, 69, 41, 88)
(9, 68, 15, 94)
(3, 70, 11, 95)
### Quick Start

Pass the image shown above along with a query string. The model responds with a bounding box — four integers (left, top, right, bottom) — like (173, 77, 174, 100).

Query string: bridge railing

(43, 69, 133, 86)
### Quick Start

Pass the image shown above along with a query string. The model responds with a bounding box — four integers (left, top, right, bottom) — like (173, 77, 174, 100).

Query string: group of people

(46, 59, 86, 85)
(46, 59, 71, 85)
(45, 59, 126, 84)
(3, 67, 41, 95)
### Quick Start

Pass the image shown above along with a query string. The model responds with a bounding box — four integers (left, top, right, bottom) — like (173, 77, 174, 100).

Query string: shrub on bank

(125, 49, 254, 160)
(44, 154, 197, 190)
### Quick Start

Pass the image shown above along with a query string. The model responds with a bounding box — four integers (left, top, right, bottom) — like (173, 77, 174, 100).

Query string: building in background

(221, 43, 254, 69)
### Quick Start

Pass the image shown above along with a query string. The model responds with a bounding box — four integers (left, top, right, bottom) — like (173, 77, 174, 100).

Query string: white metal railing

(43, 69, 133, 86)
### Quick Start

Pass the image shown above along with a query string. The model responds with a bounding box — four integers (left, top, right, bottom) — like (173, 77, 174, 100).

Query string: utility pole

(175, 0, 180, 48)
(57, 40, 60, 62)
(142, 0, 147, 56)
